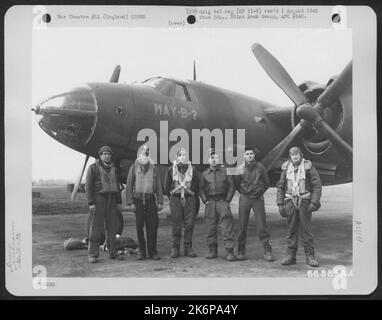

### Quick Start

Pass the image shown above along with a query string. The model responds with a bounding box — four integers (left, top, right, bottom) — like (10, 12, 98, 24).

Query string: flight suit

(200, 165, 236, 260)
(277, 159, 322, 265)
(126, 161, 163, 259)
(234, 160, 272, 260)
(85, 161, 122, 259)
(164, 163, 200, 257)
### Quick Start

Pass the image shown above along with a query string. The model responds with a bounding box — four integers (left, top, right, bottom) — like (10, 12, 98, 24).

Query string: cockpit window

(141, 78, 175, 97)
(141, 77, 191, 101)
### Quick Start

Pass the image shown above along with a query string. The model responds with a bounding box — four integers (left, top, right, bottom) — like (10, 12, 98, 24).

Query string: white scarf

(286, 159, 306, 196)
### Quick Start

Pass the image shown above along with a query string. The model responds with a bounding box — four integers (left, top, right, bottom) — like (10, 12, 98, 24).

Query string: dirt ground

(32, 184, 352, 278)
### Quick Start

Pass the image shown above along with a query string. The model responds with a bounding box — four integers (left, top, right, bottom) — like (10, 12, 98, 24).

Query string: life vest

(282, 159, 312, 207)
(134, 162, 154, 194)
(96, 160, 119, 193)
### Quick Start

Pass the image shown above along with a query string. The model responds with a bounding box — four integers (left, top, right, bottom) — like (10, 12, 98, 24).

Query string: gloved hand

(157, 203, 164, 211)
(278, 205, 287, 218)
(89, 205, 96, 213)
(308, 203, 318, 212)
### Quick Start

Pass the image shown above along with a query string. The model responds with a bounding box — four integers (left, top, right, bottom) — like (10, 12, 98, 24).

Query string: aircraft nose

(34, 84, 98, 148)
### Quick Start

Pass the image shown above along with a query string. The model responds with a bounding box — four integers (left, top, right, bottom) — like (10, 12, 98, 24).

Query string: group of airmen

(85, 144, 322, 267)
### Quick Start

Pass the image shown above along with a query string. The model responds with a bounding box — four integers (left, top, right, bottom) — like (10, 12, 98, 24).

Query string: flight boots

(88, 256, 98, 263)
(206, 244, 218, 259)
(281, 248, 297, 265)
(184, 243, 197, 258)
(109, 249, 125, 261)
(263, 241, 274, 262)
(137, 247, 146, 260)
(225, 248, 237, 262)
(236, 245, 246, 261)
(305, 247, 319, 267)
(171, 245, 180, 258)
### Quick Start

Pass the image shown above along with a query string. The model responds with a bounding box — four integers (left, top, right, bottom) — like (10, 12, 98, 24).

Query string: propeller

(109, 65, 121, 83)
(71, 155, 89, 200)
(315, 61, 352, 108)
(251, 43, 352, 171)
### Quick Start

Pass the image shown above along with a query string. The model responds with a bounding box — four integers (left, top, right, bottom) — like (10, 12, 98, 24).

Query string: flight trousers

(237, 195, 271, 246)
(170, 195, 196, 247)
(133, 195, 159, 258)
(204, 199, 235, 249)
(87, 208, 123, 243)
(88, 193, 119, 258)
(285, 199, 314, 250)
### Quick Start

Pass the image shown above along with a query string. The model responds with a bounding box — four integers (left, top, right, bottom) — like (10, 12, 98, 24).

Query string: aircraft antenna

(110, 65, 121, 83)
(193, 61, 197, 81)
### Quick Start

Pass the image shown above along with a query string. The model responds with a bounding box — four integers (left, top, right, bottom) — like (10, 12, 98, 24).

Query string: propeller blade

(315, 61, 352, 108)
(297, 104, 353, 157)
(261, 122, 305, 171)
(314, 119, 353, 157)
(109, 65, 121, 83)
(71, 155, 90, 201)
(251, 43, 309, 106)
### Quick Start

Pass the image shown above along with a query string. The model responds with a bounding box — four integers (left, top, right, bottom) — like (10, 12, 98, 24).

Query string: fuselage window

(175, 84, 191, 102)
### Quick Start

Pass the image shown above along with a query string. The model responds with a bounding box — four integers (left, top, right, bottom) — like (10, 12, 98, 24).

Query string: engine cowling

(292, 79, 346, 155)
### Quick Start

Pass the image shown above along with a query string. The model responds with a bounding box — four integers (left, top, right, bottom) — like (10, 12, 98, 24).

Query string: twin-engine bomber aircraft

(32, 43, 353, 200)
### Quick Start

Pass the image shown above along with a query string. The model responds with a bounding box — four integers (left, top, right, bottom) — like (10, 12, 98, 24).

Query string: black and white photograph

(4, 5, 378, 296)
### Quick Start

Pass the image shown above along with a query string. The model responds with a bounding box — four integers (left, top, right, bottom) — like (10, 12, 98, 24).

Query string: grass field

(33, 185, 131, 215)
(32, 186, 89, 215)
(32, 184, 353, 278)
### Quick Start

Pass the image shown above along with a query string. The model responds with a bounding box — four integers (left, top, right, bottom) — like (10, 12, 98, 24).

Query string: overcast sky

(32, 27, 351, 181)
